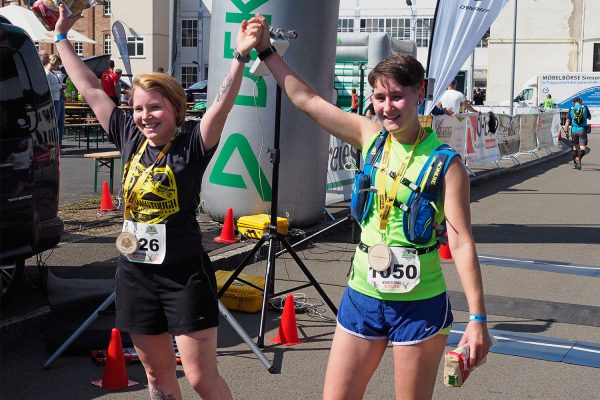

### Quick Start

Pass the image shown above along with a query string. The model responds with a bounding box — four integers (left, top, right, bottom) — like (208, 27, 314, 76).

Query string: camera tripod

(218, 84, 338, 350)
(43, 290, 274, 371)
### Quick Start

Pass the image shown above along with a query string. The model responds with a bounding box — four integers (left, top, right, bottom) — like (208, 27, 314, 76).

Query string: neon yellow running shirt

(348, 128, 449, 301)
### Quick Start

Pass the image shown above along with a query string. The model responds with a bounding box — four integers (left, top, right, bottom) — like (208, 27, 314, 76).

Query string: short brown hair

(368, 54, 424, 91)
(132, 72, 187, 127)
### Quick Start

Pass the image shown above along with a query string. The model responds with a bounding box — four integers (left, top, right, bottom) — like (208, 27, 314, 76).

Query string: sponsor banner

(425, 0, 509, 113)
(466, 112, 500, 166)
(550, 112, 563, 146)
(326, 136, 358, 205)
(518, 114, 538, 152)
(540, 73, 600, 126)
(536, 113, 554, 148)
(432, 115, 466, 157)
(497, 114, 520, 156)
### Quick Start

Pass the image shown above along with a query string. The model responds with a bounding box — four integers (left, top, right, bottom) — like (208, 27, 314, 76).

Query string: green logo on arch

(209, 133, 272, 201)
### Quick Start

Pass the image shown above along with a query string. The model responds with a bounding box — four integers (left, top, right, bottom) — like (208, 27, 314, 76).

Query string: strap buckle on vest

(358, 241, 438, 255)
(402, 178, 420, 192)
(373, 162, 397, 179)
(393, 201, 409, 212)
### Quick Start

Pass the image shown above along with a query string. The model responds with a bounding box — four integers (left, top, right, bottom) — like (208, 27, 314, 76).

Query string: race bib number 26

(122, 220, 166, 264)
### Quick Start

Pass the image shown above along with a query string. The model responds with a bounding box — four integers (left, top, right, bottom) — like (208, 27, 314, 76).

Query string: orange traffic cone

(439, 233, 452, 260)
(92, 328, 137, 390)
(268, 294, 304, 346)
(214, 207, 239, 244)
(99, 181, 115, 211)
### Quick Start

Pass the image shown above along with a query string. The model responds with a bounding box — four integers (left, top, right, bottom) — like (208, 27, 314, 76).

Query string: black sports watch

(233, 49, 251, 63)
(258, 46, 277, 61)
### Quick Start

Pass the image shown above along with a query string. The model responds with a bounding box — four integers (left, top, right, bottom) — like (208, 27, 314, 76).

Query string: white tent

(0, 4, 95, 44)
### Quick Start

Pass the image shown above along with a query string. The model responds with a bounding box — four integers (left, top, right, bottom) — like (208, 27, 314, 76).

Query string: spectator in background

(364, 102, 375, 119)
(101, 59, 119, 105)
(543, 94, 555, 110)
(472, 87, 485, 105)
(350, 88, 359, 113)
(44, 55, 66, 153)
(439, 80, 478, 115)
(39, 49, 49, 66)
(64, 75, 78, 102)
(115, 68, 124, 105)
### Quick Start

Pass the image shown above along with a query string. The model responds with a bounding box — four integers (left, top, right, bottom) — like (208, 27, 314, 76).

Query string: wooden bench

(83, 150, 121, 193)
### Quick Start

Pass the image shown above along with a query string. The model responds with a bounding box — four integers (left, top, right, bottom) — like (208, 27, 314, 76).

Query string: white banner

(425, 0, 509, 113)
(497, 114, 520, 156)
(550, 112, 563, 146)
(432, 115, 467, 157)
(466, 113, 500, 166)
(536, 113, 555, 148)
(518, 114, 538, 152)
(326, 136, 358, 205)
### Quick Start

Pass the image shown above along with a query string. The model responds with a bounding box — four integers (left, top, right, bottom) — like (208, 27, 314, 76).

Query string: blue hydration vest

(350, 129, 460, 244)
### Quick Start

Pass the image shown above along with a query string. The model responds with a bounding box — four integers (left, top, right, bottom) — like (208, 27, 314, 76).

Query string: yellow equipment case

(215, 270, 265, 313)
(237, 214, 289, 239)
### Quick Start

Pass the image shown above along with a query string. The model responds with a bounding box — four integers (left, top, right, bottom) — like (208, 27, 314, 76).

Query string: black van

(0, 17, 63, 299)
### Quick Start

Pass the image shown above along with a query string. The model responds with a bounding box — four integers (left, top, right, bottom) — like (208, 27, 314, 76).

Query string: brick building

(0, 0, 112, 58)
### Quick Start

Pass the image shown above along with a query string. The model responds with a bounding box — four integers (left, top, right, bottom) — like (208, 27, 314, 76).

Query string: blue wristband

(55, 33, 68, 43)
(469, 314, 487, 323)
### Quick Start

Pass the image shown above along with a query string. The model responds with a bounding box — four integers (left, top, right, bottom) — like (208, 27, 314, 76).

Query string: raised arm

(462, 99, 478, 114)
(254, 15, 378, 149)
(442, 158, 491, 369)
(53, 5, 115, 132)
(199, 20, 261, 150)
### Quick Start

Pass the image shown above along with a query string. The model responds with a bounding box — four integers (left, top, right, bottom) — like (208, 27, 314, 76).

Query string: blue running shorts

(337, 287, 453, 345)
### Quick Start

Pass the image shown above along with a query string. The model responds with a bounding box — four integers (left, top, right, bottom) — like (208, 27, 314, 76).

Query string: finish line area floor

(1, 136, 599, 399)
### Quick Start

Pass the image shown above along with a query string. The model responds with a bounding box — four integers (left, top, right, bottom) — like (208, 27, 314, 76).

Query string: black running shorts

(572, 132, 588, 146)
(115, 252, 219, 335)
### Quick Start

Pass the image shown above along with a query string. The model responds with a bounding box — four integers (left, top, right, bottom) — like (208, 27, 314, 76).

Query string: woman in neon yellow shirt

(252, 15, 492, 400)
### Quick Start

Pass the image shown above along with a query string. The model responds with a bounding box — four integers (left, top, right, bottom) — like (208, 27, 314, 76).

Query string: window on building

(338, 18, 354, 33)
(415, 18, 433, 47)
(103, 0, 111, 15)
(360, 18, 411, 41)
(476, 29, 490, 48)
(103, 34, 111, 55)
(126, 36, 144, 57)
(73, 42, 83, 56)
(181, 65, 198, 88)
(594, 44, 600, 72)
(181, 20, 198, 48)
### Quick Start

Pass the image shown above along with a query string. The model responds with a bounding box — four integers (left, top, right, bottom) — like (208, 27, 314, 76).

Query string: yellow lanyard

(122, 133, 178, 220)
(376, 127, 424, 232)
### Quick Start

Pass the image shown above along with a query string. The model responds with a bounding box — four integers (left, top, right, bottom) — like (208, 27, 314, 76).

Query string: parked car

(185, 80, 208, 103)
(0, 17, 64, 300)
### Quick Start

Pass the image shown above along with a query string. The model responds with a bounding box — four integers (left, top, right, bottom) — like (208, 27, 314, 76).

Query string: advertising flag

(425, 0, 509, 113)
(112, 21, 132, 84)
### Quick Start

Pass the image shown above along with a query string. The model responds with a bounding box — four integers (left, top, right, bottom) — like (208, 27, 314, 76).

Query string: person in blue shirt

(564, 97, 591, 170)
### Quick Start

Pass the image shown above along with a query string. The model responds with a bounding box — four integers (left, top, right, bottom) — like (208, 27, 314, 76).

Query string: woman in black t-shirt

(54, 5, 261, 399)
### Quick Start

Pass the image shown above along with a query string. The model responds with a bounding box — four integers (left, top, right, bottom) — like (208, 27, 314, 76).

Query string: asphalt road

(1, 134, 599, 399)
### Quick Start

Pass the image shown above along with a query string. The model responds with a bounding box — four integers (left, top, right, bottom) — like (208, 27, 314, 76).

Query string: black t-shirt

(108, 108, 215, 264)
(472, 92, 485, 105)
